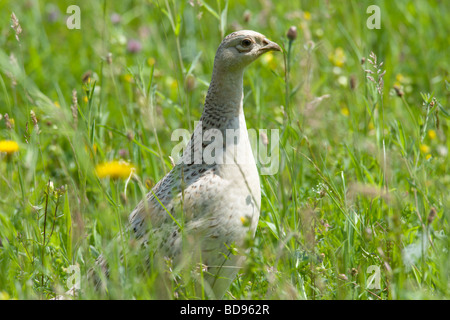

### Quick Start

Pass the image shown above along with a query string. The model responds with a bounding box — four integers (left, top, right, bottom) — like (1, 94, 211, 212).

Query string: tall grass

(0, 0, 448, 299)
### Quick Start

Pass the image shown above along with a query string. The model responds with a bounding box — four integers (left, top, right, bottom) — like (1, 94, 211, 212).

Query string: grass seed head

(3, 114, 13, 129)
(71, 89, 78, 127)
(30, 110, 40, 134)
(427, 207, 437, 225)
(11, 12, 22, 41)
(393, 84, 404, 97)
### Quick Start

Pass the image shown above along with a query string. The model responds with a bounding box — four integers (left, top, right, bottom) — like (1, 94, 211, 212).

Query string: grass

(0, 0, 448, 300)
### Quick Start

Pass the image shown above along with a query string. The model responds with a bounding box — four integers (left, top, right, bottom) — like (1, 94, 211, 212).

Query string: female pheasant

(102, 30, 280, 299)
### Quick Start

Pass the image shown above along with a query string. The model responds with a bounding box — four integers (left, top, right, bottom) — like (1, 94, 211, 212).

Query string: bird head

(214, 30, 281, 72)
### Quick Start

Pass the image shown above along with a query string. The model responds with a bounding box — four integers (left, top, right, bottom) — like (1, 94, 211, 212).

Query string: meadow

(0, 0, 448, 300)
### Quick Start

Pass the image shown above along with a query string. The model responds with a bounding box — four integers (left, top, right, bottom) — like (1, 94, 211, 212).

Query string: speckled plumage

(126, 30, 281, 298)
(115, 30, 280, 299)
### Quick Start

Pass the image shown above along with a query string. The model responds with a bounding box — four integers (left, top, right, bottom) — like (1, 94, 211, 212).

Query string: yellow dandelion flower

(394, 73, 411, 87)
(428, 129, 437, 140)
(165, 77, 178, 90)
(393, 76, 402, 87)
(426, 154, 432, 160)
(0, 140, 19, 154)
(261, 52, 277, 70)
(329, 47, 346, 67)
(147, 57, 156, 67)
(341, 107, 350, 116)
(419, 144, 430, 154)
(240, 216, 250, 226)
(123, 74, 133, 83)
(95, 161, 135, 179)
(85, 143, 98, 158)
(171, 79, 178, 90)
(303, 11, 311, 21)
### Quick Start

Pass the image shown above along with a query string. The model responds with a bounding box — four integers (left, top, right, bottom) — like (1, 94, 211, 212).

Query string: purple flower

(110, 13, 121, 25)
(127, 39, 142, 53)
(45, 4, 60, 23)
(118, 149, 128, 158)
(47, 9, 60, 23)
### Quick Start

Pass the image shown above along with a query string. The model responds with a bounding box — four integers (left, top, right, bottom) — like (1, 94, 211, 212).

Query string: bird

(96, 30, 281, 299)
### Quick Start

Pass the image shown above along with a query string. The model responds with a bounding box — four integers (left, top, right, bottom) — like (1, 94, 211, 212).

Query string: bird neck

(201, 68, 244, 128)
(183, 68, 254, 167)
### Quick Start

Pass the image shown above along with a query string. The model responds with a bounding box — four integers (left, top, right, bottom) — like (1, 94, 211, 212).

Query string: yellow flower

(341, 107, 350, 116)
(303, 11, 311, 21)
(54, 101, 61, 108)
(95, 161, 135, 179)
(147, 57, 156, 67)
(428, 129, 437, 140)
(83, 96, 89, 103)
(394, 73, 411, 87)
(240, 216, 250, 226)
(0, 140, 19, 154)
(261, 52, 277, 70)
(123, 74, 133, 83)
(329, 47, 346, 67)
(170, 79, 178, 90)
(166, 77, 178, 90)
(419, 144, 430, 154)
(426, 154, 432, 160)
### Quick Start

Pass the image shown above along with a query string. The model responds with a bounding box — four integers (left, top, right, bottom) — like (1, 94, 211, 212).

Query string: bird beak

(260, 38, 282, 53)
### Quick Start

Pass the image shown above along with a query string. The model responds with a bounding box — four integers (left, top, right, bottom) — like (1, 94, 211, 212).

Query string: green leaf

(63, 192, 72, 262)
(438, 104, 450, 119)
(198, 0, 220, 20)
(396, 120, 406, 157)
(174, 14, 181, 36)
(220, 0, 229, 37)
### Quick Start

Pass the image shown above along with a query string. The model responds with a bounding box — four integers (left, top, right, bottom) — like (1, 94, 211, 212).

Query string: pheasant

(99, 30, 281, 299)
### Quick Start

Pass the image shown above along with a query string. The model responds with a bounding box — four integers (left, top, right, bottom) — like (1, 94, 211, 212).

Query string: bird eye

(241, 39, 252, 47)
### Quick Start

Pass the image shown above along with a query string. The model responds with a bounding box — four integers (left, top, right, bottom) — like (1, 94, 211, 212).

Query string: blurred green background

(0, 0, 448, 299)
